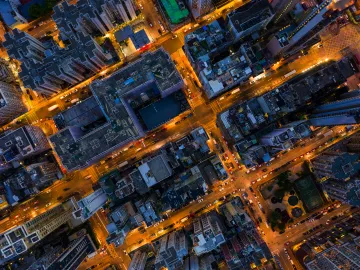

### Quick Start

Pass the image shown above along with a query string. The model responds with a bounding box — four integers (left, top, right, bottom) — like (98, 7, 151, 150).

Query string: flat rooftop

(0, 126, 33, 162)
(50, 48, 182, 171)
(91, 48, 182, 97)
(227, 0, 272, 33)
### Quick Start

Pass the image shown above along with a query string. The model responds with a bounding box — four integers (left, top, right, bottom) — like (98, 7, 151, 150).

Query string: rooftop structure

(114, 26, 150, 50)
(72, 188, 108, 221)
(184, 20, 252, 98)
(3, 29, 112, 95)
(135, 195, 160, 225)
(192, 212, 226, 256)
(0, 81, 27, 126)
(53, 0, 137, 37)
(0, 125, 49, 164)
(50, 48, 183, 171)
(155, 231, 188, 270)
(306, 236, 360, 270)
(310, 90, 360, 126)
(260, 120, 312, 151)
(226, 0, 274, 40)
(138, 153, 173, 187)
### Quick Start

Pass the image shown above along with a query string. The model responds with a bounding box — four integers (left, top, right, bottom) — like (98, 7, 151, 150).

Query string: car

(262, 168, 268, 172)
(123, 250, 127, 255)
(171, 34, 178, 39)
(198, 198, 204, 203)
(138, 239, 144, 244)
(153, 222, 159, 227)
(285, 242, 290, 246)
(45, 203, 52, 207)
(249, 187, 254, 192)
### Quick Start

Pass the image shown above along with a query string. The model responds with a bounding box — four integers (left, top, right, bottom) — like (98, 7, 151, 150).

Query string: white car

(198, 198, 204, 203)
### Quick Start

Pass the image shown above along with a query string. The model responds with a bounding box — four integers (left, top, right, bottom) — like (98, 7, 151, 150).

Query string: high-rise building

(312, 150, 360, 206)
(53, 0, 137, 37)
(49, 48, 183, 171)
(260, 120, 312, 151)
(306, 236, 360, 270)
(226, 0, 274, 40)
(46, 234, 96, 270)
(0, 125, 49, 165)
(3, 28, 47, 63)
(310, 90, 360, 127)
(129, 250, 148, 270)
(0, 81, 27, 125)
(267, 0, 353, 57)
(3, 29, 112, 95)
(0, 199, 79, 263)
(155, 231, 188, 270)
(192, 213, 226, 256)
(187, 0, 213, 19)
(270, 0, 300, 24)
(0, 59, 16, 83)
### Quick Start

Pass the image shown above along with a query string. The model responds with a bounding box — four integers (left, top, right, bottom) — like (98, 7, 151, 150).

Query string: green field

(295, 175, 324, 212)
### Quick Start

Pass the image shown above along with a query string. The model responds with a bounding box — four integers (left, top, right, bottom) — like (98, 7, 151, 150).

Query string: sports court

(160, 0, 189, 24)
(295, 176, 324, 212)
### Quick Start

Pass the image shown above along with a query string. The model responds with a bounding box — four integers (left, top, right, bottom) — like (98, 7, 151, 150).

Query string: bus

(47, 104, 59, 111)
(118, 161, 129, 168)
(284, 70, 296, 79)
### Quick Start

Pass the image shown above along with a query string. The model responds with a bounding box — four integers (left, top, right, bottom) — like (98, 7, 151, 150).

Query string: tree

(278, 222, 286, 232)
(274, 188, 285, 200)
(29, 4, 44, 20)
(277, 171, 293, 191)
(270, 211, 282, 224)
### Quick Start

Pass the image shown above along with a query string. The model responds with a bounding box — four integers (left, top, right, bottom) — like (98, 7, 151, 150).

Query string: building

(129, 250, 148, 270)
(0, 59, 16, 83)
(305, 236, 360, 270)
(0, 125, 49, 165)
(135, 195, 160, 226)
(267, 0, 353, 57)
(0, 199, 79, 263)
(184, 19, 252, 99)
(53, 0, 137, 37)
(155, 231, 188, 270)
(0, 0, 28, 28)
(137, 153, 173, 187)
(114, 26, 150, 50)
(192, 212, 226, 256)
(3, 29, 112, 95)
(260, 120, 312, 151)
(226, 0, 274, 40)
(98, 169, 135, 201)
(49, 48, 183, 171)
(312, 151, 360, 181)
(312, 150, 360, 206)
(106, 202, 137, 246)
(186, 0, 213, 19)
(27, 234, 96, 270)
(310, 90, 360, 126)
(161, 166, 208, 210)
(72, 188, 108, 222)
(0, 81, 27, 125)
(270, 0, 300, 25)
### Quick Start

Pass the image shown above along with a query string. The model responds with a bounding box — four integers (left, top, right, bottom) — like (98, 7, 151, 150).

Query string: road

(1, 2, 360, 269)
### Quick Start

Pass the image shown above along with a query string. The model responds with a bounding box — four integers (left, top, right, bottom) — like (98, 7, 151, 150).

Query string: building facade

(0, 81, 27, 125)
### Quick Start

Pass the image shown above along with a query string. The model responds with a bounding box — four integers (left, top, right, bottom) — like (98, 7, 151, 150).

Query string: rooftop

(138, 154, 172, 187)
(0, 126, 34, 162)
(114, 26, 150, 50)
(227, 0, 273, 34)
(50, 48, 182, 171)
